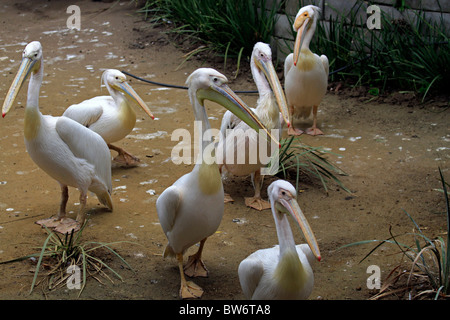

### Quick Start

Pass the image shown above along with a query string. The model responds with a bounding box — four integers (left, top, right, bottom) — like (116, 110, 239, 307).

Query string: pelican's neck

(24, 58, 44, 141)
(273, 209, 297, 256)
(106, 81, 126, 109)
(251, 60, 279, 129)
(189, 89, 222, 195)
(251, 59, 271, 98)
(189, 88, 216, 165)
(300, 18, 316, 51)
(273, 207, 307, 289)
(105, 81, 136, 131)
(27, 59, 43, 109)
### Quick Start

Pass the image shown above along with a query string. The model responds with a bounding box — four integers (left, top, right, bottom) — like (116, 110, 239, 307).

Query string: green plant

(138, 0, 283, 68)
(341, 168, 450, 299)
(269, 136, 351, 194)
(0, 223, 135, 297)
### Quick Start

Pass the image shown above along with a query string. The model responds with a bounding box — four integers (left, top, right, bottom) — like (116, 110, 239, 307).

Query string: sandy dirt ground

(0, 0, 448, 302)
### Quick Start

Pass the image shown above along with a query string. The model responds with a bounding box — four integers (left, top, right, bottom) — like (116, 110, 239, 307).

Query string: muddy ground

(0, 0, 448, 301)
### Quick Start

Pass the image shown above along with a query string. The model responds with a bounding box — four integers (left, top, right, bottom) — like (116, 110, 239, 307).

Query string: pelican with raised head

(284, 5, 329, 136)
(156, 68, 274, 299)
(217, 42, 289, 210)
(238, 179, 321, 299)
(2, 41, 113, 234)
(63, 69, 154, 167)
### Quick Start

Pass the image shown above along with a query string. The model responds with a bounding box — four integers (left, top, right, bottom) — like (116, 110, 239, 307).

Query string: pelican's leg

(288, 105, 304, 136)
(108, 143, 140, 167)
(184, 238, 209, 278)
(219, 164, 234, 203)
(58, 184, 69, 220)
(245, 170, 271, 211)
(306, 105, 323, 136)
(35, 184, 70, 229)
(75, 192, 87, 226)
(53, 191, 85, 234)
(177, 253, 204, 299)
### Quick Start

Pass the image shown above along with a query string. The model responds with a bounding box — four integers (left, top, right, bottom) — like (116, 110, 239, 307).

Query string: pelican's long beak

(279, 197, 321, 261)
(115, 81, 155, 120)
(255, 57, 290, 128)
(293, 16, 310, 67)
(2, 57, 37, 117)
(197, 83, 280, 147)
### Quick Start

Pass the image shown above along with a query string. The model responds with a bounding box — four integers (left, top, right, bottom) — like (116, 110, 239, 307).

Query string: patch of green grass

(0, 223, 135, 297)
(138, 0, 283, 69)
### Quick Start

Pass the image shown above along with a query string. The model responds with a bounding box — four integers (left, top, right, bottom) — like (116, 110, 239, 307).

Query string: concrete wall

(269, 0, 450, 62)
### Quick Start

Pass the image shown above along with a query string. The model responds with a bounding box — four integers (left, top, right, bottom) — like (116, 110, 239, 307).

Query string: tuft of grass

(0, 223, 135, 297)
(341, 168, 450, 300)
(269, 136, 351, 194)
(138, 0, 283, 70)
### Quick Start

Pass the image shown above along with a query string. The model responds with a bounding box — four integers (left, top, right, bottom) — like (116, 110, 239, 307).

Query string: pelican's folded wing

(156, 185, 182, 235)
(238, 256, 264, 299)
(55, 116, 112, 193)
(63, 96, 110, 127)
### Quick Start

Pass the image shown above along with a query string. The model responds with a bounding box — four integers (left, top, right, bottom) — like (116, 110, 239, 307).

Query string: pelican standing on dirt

(238, 180, 321, 299)
(156, 68, 273, 299)
(217, 42, 289, 210)
(2, 41, 113, 234)
(284, 5, 329, 136)
(63, 69, 154, 167)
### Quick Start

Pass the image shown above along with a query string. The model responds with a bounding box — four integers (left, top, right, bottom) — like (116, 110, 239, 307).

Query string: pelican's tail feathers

(294, 106, 312, 119)
(163, 244, 176, 258)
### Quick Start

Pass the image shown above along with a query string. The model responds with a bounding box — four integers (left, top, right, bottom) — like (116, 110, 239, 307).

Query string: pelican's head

(187, 68, 279, 146)
(251, 42, 290, 128)
(268, 180, 321, 261)
(2, 41, 43, 117)
(293, 5, 320, 66)
(102, 69, 154, 119)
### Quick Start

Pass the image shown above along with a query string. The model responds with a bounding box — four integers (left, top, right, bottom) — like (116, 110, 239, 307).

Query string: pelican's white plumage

(284, 5, 329, 136)
(217, 42, 288, 210)
(238, 180, 321, 300)
(156, 68, 272, 299)
(63, 69, 154, 167)
(1, 41, 112, 234)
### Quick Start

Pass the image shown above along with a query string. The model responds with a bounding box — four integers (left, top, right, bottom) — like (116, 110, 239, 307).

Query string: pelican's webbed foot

(180, 280, 204, 299)
(184, 255, 209, 278)
(245, 196, 271, 211)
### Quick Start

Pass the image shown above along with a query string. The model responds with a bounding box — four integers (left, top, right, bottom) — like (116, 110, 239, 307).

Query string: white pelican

(284, 5, 329, 136)
(156, 68, 273, 299)
(238, 179, 321, 299)
(63, 69, 154, 167)
(217, 42, 289, 210)
(2, 41, 113, 234)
